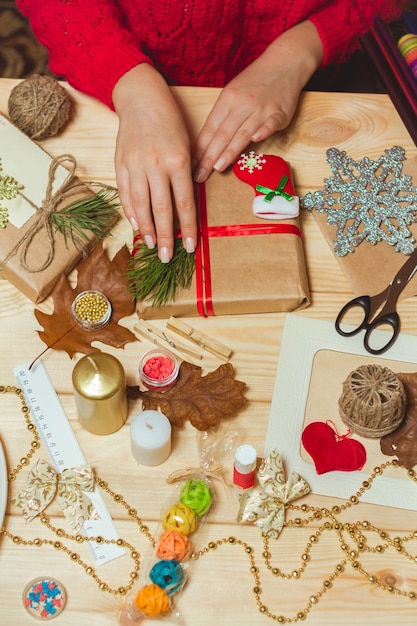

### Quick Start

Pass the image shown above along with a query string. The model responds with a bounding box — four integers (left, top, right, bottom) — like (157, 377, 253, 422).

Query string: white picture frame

(265, 314, 417, 510)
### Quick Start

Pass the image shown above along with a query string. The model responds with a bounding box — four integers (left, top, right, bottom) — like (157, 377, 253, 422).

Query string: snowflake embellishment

(236, 151, 266, 174)
(0, 159, 24, 228)
(301, 146, 417, 256)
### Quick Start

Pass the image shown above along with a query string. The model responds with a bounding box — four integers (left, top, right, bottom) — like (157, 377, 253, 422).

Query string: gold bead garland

(1, 384, 417, 622)
(0, 384, 154, 598)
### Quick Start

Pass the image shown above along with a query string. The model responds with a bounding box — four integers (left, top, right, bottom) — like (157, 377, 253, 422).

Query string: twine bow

(237, 449, 310, 539)
(256, 175, 293, 203)
(12, 458, 100, 532)
(0, 154, 78, 273)
(166, 461, 229, 486)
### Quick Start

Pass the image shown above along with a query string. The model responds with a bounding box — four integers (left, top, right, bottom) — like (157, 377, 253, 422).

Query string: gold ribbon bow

(237, 449, 310, 539)
(0, 154, 78, 273)
(12, 458, 100, 532)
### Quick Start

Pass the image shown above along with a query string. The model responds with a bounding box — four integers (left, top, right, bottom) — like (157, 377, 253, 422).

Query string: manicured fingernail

(144, 234, 155, 249)
(129, 217, 139, 231)
(213, 156, 226, 171)
(159, 246, 171, 263)
(184, 237, 195, 253)
(194, 168, 206, 183)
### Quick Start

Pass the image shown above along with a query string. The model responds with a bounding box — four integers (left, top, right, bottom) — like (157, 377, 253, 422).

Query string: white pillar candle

(130, 410, 172, 466)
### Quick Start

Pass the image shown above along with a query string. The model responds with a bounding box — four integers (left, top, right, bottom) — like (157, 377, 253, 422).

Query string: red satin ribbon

(132, 185, 302, 317)
(194, 183, 302, 317)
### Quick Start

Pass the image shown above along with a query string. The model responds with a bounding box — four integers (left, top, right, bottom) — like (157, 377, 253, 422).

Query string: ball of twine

(179, 479, 212, 516)
(8, 74, 72, 140)
(149, 559, 186, 595)
(339, 364, 406, 438)
(155, 529, 191, 561)
(135, 583, 170, 618)
(161, 503, 198, 536)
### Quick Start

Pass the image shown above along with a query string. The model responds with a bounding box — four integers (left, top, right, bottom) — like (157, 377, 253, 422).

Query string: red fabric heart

(301, 421, 367, 475)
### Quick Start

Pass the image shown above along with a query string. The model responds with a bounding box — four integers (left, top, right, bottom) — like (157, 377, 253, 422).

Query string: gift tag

(14, 359, 125, 565)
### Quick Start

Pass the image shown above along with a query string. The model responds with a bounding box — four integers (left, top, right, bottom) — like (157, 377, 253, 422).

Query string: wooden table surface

(0, 78, 417, 626)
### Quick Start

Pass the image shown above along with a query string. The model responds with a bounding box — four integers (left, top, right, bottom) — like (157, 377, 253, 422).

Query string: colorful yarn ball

(180, 479, 212, 516)
(162, 503, 198, 536)
(156, 529, 191, 561)
(8, 74, 72, 140)
(135, 583, 170, 617)
(149, 559, 185, 594)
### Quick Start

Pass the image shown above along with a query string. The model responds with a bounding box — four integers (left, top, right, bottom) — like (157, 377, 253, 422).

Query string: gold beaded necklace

(0, 384, 154, 598)
(1, 383, 417, 623)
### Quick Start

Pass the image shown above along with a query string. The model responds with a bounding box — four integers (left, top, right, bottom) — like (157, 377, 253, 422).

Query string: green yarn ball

(179, 479, 212, 517)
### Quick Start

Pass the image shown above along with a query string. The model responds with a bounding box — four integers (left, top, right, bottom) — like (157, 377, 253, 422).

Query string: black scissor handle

(363, 311, 400, 355)
(335, 295, 371, 337)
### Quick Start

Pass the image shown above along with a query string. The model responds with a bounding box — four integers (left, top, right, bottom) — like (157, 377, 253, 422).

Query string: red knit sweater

(17, 0, 406, 109)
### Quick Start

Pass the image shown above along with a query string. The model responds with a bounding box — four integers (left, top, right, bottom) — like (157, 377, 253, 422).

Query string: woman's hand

(112, 64, 197, 262)
(193, 21, 323, 183)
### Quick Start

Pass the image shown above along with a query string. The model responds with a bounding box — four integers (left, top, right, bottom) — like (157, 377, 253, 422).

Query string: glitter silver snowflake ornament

(301, 146, 417, 256)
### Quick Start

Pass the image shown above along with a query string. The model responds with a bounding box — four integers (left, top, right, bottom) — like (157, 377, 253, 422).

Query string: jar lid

(23, 577, 66, 620)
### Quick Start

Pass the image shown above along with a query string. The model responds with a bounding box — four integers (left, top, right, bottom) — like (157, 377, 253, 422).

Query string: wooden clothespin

(166, 317, 232, 361)
(133, 319, 203, 361)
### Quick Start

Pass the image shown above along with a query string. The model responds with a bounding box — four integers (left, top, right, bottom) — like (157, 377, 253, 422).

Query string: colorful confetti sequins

(23, 577, 66, 620)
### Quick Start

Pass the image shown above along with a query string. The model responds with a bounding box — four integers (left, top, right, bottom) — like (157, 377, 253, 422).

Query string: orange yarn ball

(156, 529, 191, 561)
(162, 503, 198, 536)
(135, 583, 170, 617)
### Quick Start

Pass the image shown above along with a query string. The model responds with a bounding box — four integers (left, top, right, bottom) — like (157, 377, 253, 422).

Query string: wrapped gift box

(136, 165, 310, 318)
(0, 113, 102, 302)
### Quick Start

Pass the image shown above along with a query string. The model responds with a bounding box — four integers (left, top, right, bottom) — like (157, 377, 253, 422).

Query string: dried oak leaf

(380, 372, 417, 469)
(34, 243, 136, 358)
(127, 361, 247, 430)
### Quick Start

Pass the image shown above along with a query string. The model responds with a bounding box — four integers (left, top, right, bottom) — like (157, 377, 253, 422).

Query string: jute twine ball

(339, 364, 406, 438)
(8, 74, 72, 140)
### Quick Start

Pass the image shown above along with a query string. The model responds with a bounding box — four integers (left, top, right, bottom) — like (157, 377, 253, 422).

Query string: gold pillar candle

(72, 353, 128, 435)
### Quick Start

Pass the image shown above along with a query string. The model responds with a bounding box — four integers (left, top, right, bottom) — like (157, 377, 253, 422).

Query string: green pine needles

(51, 187, 120, 246)
(127, 238, 195, 307)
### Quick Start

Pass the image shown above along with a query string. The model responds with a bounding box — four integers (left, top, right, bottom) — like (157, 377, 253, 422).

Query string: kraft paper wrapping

(310, 154, 417, 300)
(136, 167, 310, 318)
(0, 113, 100, 303)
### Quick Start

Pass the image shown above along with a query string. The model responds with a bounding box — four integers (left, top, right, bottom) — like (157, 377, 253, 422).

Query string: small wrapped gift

(0, 113, 112, 303)
(136, 154, 310, 318)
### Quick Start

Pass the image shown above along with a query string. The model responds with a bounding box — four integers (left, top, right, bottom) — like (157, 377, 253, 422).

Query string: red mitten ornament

(301, 421, 367, 474)
(233, 152, 299, 220)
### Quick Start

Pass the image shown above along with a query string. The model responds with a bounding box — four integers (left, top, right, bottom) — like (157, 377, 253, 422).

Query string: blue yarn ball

(149, 559, 185, 595)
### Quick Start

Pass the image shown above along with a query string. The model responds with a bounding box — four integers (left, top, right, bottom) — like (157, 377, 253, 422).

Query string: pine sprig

(127, 238, 195, 307)
(51, 188, 120, 247)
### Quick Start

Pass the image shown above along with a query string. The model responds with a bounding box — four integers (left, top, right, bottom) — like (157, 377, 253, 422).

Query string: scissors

(335, 248, 417, 355)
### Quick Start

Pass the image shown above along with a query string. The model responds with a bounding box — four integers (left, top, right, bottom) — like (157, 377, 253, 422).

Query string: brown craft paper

(137, 166, 310, 318)
(0, 113, 105, 303)
(311, 154, 417, 300)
